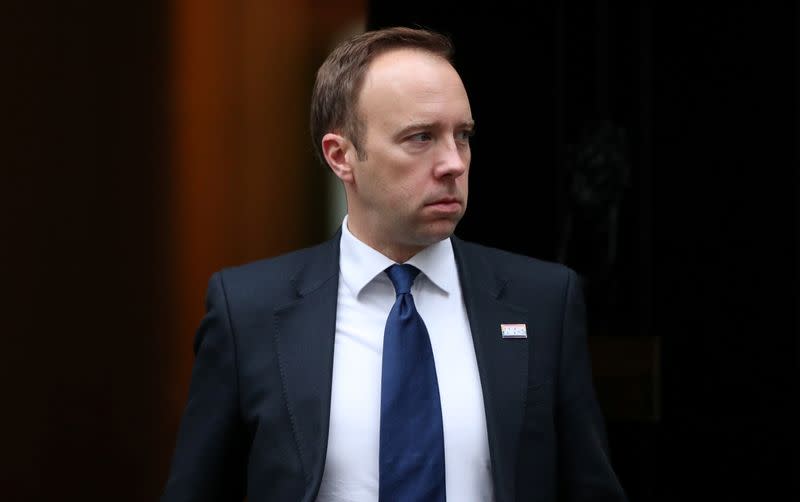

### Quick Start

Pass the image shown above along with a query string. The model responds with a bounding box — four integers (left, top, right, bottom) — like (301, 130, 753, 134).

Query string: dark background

(3, 1, 796, 500)
(369, 2, 797, 500)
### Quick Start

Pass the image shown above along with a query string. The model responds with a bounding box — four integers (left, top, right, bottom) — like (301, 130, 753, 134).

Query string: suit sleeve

(556, 269, 628, 501)
(161, 272, 247, 502)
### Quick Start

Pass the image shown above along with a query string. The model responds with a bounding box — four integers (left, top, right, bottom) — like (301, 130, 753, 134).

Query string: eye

(456, 129, 474, 143)
(408, 132, 433, 142)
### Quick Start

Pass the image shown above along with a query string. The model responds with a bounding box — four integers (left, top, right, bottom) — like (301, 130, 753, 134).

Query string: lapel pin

(501, 323, 527, 339)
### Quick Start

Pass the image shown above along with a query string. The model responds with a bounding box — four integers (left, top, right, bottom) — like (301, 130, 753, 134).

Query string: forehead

(357, 48, 472, 130)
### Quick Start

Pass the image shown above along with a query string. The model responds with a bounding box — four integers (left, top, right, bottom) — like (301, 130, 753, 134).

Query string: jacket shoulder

(210, 235, 339, 310)
(454, 237, 576, 285)
(224, 240, 332, 281)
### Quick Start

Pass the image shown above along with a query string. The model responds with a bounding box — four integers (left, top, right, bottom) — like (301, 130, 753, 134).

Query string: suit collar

(452, 235, 508, 299)
(274, 231, 341, 496)
(452, 236, 530, 502)
(288, 230, 341, 299)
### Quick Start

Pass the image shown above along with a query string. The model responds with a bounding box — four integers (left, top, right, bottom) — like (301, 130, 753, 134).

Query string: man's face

(345, 48, 473, 259)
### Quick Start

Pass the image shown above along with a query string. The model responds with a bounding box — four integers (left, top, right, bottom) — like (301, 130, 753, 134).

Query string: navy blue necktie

(379, 264, 446, 502)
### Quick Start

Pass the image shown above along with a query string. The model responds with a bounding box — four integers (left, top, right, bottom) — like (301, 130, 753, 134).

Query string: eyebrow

(394, 120, 476, 139)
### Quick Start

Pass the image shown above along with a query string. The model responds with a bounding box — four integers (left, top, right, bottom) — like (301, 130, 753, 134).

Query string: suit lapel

(453, 237, 529, 502)
(273, 233, 340, 494)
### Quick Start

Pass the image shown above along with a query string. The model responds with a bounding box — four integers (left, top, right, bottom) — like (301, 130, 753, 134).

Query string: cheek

(460, 163, 470, 185)
(384, 162, 424, 195)
(380, 176, 424, 213)
(392, 181, 419, 206)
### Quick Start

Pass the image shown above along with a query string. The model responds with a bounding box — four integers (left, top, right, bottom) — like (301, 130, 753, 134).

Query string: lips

(426, 197, 460, 206)
(425, 197, 462, 213)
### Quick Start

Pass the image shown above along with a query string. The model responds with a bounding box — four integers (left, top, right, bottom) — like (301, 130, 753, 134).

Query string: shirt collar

(339, 215, 457, 297)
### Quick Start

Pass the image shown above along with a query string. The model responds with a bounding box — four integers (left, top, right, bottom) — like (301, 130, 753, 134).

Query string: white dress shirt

(317, 216, 494, 502)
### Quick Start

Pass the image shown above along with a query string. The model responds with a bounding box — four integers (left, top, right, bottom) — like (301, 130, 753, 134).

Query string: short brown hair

(310, 26, 454, 164)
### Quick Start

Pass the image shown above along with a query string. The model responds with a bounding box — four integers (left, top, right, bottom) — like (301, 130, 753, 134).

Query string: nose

(433, 137, 469, 179)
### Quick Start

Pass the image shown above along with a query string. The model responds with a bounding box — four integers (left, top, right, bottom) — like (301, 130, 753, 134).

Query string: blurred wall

(4, 1, 363, 500)
(165, 0, 364, 452)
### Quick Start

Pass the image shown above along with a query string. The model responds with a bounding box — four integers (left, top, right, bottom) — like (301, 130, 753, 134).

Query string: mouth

(424, 197, 462, 214)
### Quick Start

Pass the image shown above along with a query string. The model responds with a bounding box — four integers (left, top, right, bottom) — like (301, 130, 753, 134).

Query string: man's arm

(556, 269, 628, 501)
(162, 272, 248, 502)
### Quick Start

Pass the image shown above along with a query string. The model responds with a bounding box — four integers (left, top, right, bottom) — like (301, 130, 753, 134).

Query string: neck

(345, 217, 425, 263)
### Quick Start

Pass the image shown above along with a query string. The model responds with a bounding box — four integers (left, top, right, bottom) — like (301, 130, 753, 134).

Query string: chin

(418, 219, 460, 244)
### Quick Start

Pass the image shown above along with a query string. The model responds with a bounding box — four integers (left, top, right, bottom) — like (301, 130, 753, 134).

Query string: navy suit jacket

(162, 232, 627, 501)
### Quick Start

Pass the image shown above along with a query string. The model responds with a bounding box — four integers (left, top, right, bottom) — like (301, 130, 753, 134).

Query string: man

(162, 27, 627, 501)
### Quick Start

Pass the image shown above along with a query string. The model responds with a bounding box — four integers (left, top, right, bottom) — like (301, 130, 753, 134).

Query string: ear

(322, 133, 355, 183)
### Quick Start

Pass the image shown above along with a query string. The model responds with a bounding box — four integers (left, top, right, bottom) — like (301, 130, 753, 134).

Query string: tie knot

(385, 264, 420, 296)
